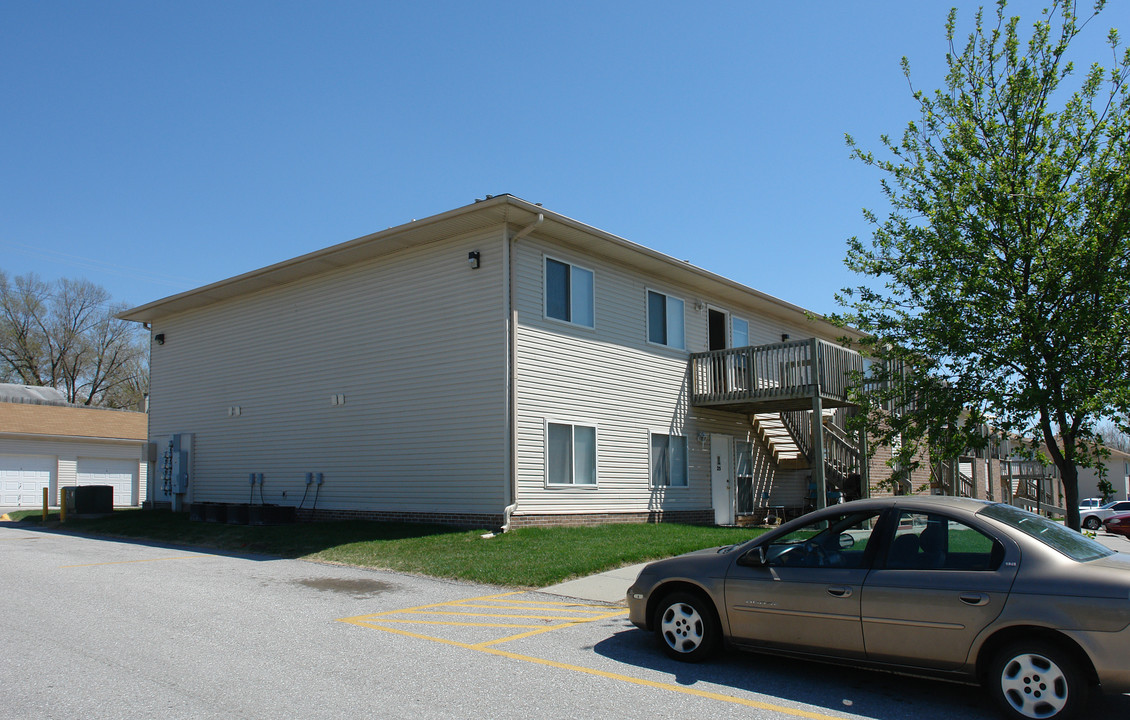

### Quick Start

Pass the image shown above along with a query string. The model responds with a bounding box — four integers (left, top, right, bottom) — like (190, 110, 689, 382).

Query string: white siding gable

(148, 229, 509, 515)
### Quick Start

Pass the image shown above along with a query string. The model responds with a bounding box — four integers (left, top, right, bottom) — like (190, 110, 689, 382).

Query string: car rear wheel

(987, 640, 1089, 720)
(654, 591, 719, 662)
(1082, 516, 1100, 530)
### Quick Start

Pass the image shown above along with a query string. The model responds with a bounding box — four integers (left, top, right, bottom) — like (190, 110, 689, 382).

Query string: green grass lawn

(4, 509, 766, 587)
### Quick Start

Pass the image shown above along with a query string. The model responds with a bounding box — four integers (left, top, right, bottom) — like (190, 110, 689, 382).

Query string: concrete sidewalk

(539, 562, 649, 604)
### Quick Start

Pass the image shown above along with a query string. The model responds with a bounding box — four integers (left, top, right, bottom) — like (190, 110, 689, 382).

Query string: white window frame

(646, 288, 686, 350)
(731, 315, 750, 348)
(544, 255, 595, 329)
(544, 419, 599, 488)
(649, 430, 689, 488)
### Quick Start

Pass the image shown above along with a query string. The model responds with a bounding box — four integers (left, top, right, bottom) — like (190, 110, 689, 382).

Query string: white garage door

(76, 458, 136, 506)
(0, 455, 54, 507)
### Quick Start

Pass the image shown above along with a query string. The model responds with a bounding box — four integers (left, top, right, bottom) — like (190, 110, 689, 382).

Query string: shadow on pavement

(594, 627, 1130, 720)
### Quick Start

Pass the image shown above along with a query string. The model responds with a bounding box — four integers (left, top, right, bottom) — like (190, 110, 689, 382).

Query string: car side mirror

(738, 546, 768, 567)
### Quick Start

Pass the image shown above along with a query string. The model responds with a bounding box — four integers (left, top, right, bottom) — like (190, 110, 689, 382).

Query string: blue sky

(1, 1, 1122, 317)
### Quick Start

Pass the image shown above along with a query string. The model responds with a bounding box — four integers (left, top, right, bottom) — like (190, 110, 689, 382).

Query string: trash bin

(64, 485, 114, 514)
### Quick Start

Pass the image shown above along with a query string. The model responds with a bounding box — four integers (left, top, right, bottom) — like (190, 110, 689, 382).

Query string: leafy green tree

(1097, 477, 1115, 502)
(0, 269, 149, 409)
(837, 0, 1130, 530)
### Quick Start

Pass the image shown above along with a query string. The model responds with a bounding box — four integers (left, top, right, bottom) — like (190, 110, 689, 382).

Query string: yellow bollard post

(42, 487, 48, 521)
(59, 487, 67, 523)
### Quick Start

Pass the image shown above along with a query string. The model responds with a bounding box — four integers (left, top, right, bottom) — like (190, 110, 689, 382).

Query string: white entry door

(710, 434, 734, 525)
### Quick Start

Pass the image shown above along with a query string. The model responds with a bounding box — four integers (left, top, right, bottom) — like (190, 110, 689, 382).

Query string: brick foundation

(292, 507, 715, 529)
(294, 507, 504, 530)
(508, 510, 715, 528)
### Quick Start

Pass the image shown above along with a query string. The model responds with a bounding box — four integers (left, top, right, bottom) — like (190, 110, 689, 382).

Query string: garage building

(0, 384, 148, 508)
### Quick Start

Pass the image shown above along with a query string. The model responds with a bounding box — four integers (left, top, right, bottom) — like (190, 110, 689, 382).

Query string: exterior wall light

(154, 333, 165, 345)
(468, 251, 481, 269)
(781, 333, 790, 342)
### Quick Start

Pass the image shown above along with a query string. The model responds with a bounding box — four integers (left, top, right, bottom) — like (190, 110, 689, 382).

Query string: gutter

(501, 213, 543, 533)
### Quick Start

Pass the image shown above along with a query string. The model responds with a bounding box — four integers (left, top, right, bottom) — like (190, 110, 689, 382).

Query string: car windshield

(1101, 501, 1124, 510)
(980, 504, 1114, 562)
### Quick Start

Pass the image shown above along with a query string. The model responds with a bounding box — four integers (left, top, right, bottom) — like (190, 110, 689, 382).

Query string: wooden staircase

(756, 409, 860, 491)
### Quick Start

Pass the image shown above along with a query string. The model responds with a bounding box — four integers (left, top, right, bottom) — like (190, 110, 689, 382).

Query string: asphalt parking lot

(2, 521, 1128, 720)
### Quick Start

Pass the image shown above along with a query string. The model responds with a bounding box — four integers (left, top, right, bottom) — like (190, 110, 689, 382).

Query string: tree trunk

(1058, 460, 1081, 531)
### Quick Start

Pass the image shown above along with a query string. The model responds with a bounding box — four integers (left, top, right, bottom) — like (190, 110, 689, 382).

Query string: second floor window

(545, 258, 594, 327)
(647, 290, 685, 349)
(732, 316, 749, 348)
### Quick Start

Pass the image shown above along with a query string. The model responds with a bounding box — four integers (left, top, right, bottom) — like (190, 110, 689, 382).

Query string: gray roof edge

(118, 194, 859, 339)
(118, 194, 521, 323)
(0, 384, 71, 406)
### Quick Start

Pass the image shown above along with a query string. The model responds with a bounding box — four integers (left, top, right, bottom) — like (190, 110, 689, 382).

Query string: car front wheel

(987, 640, 1089, 720)
(654, 591, 719, 662)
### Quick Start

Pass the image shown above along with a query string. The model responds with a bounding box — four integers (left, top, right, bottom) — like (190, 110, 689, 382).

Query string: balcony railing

(689, 338, 863, 413)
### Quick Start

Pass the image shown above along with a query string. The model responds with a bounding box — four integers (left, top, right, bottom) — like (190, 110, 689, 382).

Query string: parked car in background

(1078, 497, 1103, 511)
(1080, 499, 1130, 530)
(1100, 512, 1130, 538)
(627, 496, 1130, 720)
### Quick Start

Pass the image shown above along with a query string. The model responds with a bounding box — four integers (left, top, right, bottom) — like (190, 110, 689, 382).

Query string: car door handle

(959, 592, 989, 606)
(827, 586, 853, 598)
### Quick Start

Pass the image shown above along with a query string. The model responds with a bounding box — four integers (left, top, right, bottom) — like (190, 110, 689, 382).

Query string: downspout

(501, 212, 544, 532)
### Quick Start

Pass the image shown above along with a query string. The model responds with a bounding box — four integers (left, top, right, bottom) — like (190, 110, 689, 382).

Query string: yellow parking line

(59, 556, 200, 569)
(338, 616, 483, 650)
(474, 644, 849, 720)
(371, 619, 547, 629)
(454, 602, 610, 612)
(403, 609, 608, 621)
(340, 592, 848, 720)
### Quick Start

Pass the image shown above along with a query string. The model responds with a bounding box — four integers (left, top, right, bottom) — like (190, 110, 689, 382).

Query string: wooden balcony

(689, 338, 863, 414)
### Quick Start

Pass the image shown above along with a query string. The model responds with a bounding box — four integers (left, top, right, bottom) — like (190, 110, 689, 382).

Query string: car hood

(637, 545, 733, 578)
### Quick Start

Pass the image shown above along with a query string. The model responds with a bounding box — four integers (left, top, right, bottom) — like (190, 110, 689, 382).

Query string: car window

(884, 511, 1001, 571)
(765, 510, 881, 569)
(980, 503, 1113, 562)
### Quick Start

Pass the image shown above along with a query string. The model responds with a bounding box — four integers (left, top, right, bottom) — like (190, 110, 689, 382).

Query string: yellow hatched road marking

(339, 592, 850, 720)
(454, 602, 610, 612)
(372, 619, 547, 629)
(472, 643, 850, 720)
(403, 609, 609, 621)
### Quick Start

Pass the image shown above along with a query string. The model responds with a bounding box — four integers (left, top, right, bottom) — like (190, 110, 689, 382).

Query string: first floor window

(548, 422, 596, 485)
(651, 433, 688, 487)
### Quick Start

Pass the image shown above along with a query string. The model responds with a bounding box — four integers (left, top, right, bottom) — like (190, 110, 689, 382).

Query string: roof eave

(118, 194, 861, 341)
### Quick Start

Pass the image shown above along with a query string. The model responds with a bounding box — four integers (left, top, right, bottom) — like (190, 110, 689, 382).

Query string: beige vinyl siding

(0, 436, 146, 505)
(514, 236, 837, 518)
(515, 239, 697, 515)
(148, 230, 508, 514)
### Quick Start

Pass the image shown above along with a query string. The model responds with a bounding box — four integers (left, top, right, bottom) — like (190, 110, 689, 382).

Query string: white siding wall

(1077, 455, 1130, 502)
(514, 237, 830, 518)
(0, 436, 146, 505)
(148, 230, 508, 514)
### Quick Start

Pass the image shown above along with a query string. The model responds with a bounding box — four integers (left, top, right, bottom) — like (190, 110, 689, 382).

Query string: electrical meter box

(166, 433, 194, 495)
